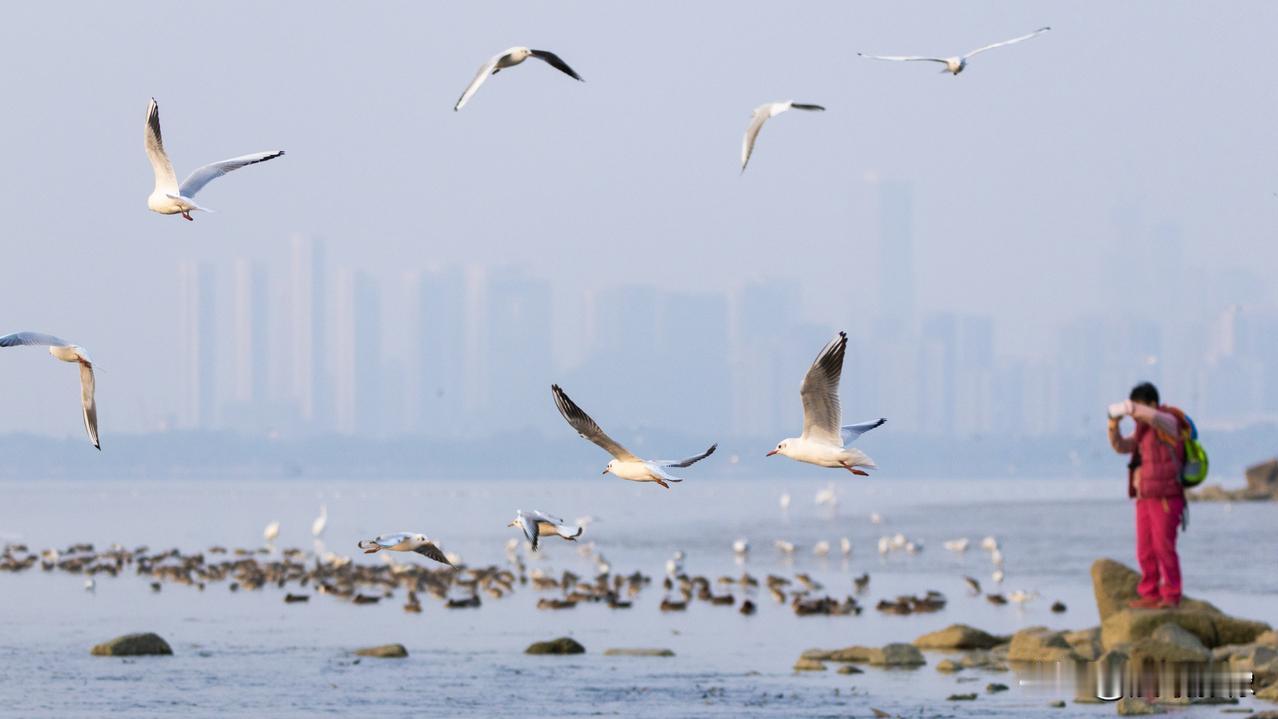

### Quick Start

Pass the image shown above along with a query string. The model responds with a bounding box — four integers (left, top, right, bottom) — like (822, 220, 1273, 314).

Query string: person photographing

(1107, 382, 1188, 609)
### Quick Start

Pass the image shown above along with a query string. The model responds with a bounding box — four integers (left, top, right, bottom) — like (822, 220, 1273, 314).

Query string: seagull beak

(601, 467, 610, 475)
(766, 450, 778, 457)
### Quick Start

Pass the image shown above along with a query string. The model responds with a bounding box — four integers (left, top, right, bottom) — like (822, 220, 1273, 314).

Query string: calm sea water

(0, 476, 1273, 718)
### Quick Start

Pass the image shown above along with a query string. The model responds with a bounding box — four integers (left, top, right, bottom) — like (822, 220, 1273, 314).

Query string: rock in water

(1116, 697, 1163, 715)
(836, 664, 863, 674)
(355, 644, 408, 658)
(793, 658, 827, 671)
(985, 682, 1008, 693)
(935, 658, 962, 673)
(90, 632, 173, 656)
(1007, 627, 1079, 662)
(875, 643, 926, 666)
(603, 648, 674, 657)
(946, 693, 977, 701)
(525, 637, 585, 655)
(913, 624, 1001, 650)
(1048, 700, 1066, 708)
(1128, 623, 1210, 663)
(1051, 600, 1066, 613)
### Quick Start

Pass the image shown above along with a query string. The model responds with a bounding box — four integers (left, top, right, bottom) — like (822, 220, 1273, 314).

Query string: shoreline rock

(603, 648, 674, 657)
(1189, 458, 1278, 502)
(90, 632, 172, 657)
(526, 637, 585, 655)
(355, 643, 408, 658)
(913, 624, 1001, 650)
(799, 642, 924, 667)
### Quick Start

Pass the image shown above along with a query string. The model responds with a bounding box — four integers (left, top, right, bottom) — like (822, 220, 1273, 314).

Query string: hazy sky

(1, 1, 1275, 437)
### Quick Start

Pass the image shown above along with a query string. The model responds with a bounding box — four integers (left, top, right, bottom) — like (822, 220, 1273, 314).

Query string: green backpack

(1166, 407, 1208, 487)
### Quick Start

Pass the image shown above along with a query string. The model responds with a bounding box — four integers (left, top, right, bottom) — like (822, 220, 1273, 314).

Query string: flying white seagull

(767, 332, 884, 475)
(741, 101, 825, 172)
(858, 27, 1051, 76)
(508, 510, 583, 551)
(263, 521, 280, 543)
(551, 384, 716, 489)
(357, 533, 452, 566)
(0, 332, 98, 449)
(144, 98, 284, 221)
(454, 46, 583, 111)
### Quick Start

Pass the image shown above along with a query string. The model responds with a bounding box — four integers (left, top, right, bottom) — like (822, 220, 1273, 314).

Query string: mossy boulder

(525, 637, 585, 655)
(90, 632, 172, 657)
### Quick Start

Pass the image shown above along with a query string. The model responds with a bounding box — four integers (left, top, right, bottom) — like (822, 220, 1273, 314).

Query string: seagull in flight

(551, 384, 716, 489)
(357, 533, 452, 566)
(858, 27, 1051, 76)
(0, 332, 98, 449)
(508, 510, 583, 551)
(741, 101, 825, 172)
(144, 98, 284, 221)
(454, 46, 583, 111)
(767, 332, 884, 475)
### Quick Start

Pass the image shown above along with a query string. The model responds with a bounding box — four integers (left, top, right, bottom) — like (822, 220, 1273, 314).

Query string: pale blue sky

(0, 1, 1275, 437)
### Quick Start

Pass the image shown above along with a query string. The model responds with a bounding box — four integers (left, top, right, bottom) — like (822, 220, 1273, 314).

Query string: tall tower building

(409, 267, 467, 436)
(334, 269, 381, 435)
(290, 235, 326, 428)
(232, 259, 269, 406)
(178, 261, 216, 429)
(876, 180, 915, 337)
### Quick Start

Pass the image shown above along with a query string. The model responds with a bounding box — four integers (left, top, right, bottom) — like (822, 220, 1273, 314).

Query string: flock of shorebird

(3, 29, 1054, 584)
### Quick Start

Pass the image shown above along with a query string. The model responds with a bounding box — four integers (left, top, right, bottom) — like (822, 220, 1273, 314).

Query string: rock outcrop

(799, 642, 924, 666)
(1007, 626, 1080, 663)
(1189, 458, 1278, 502)
(525, 637, 585, 655)
(1092, 559, 1271, 650)
(603, 648, 674, 657)
(90, 632, 173, 657)
(913, 624, 1001, 650)
(355, 643, 408, 658)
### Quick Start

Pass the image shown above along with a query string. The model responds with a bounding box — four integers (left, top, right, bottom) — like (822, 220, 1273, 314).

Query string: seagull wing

(658, 443, 717, 468)
(178, 151, 284, 199)
(413, 541, 452, 566)
(857, 53, 950, 64)
(799, 331, 848, 446)
(518, 514, 540, 550)
(841, 418, 886, 445)
(550, 384, 639, 461)
(454, 54, 500, 111)
(740, 105, 773, 172)
(528, 509, 567, 525)
(788, 103, 826, 112)
(529, 49, 584, 81)
(963, 27, 1051, 59)
(79, 361, 99, 450)
(0, 331, 72, 348)
(145, 99, 179, 195)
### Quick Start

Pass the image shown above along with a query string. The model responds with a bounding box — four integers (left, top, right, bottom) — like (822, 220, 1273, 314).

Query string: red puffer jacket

(1130, 417, 1185, 499)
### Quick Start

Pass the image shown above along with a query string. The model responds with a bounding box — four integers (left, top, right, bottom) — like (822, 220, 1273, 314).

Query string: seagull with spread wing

(858, 26, 1051, 76)
(0, 332, 99, 450)
(551, 384, 716, 489)
(767, 331, 884, 475)
(357, 533, 452, 566)
(454, 46, 583, 111)
(508, 510, 583, 551)
(144, 98, 284, 221)
(741, 101, 825, 172)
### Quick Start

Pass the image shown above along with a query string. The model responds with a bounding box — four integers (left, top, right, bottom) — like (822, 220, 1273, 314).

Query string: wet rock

(959, 650, 995, 668)
(985, 682, 1008, 693)
(1101, 606, 1271, 650)
(913, 624, 1001, 650)
(836, 664, 863, 674)
(525, 637, 585, 655)
(603, 648, 674, 657)
(1116, 697, 1163, 715)
(355, 643, 408, 658)
(90, 632, 173, 656)
(1128, 623, 1210, 663)
(1048, 699, 1066, 708)
(1007, 626, 1079, 663)
(1225, 643, 1278, 674)
(1065, 627, 1102, 661)
(874, 643, 926, 666)
(1256, 682, 1278, 703)
(793, 658, 826, 671)
(946, 693, 977, 701)
(935, 658, 962, 672)
(1051, 600, 1067, 613)
(1246, 459, 1278, 496)
(1257, 629, 1278, 646)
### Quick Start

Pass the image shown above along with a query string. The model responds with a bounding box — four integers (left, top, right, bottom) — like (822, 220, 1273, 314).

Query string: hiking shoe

(1127, 596, 1161, 609)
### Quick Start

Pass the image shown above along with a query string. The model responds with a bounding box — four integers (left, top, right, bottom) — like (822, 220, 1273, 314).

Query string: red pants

(1135, 496, 1184, 602)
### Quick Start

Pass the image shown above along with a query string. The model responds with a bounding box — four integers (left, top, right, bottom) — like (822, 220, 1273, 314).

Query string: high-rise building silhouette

(334, 269, 381, 435)
(409, 266, 467, 436)
(486, 268, 552, 432)
(178, 261, 216, 429)
(290, 235, 326, 429)
(876, 180, 915, 336)
(232, 259, 269, 406)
